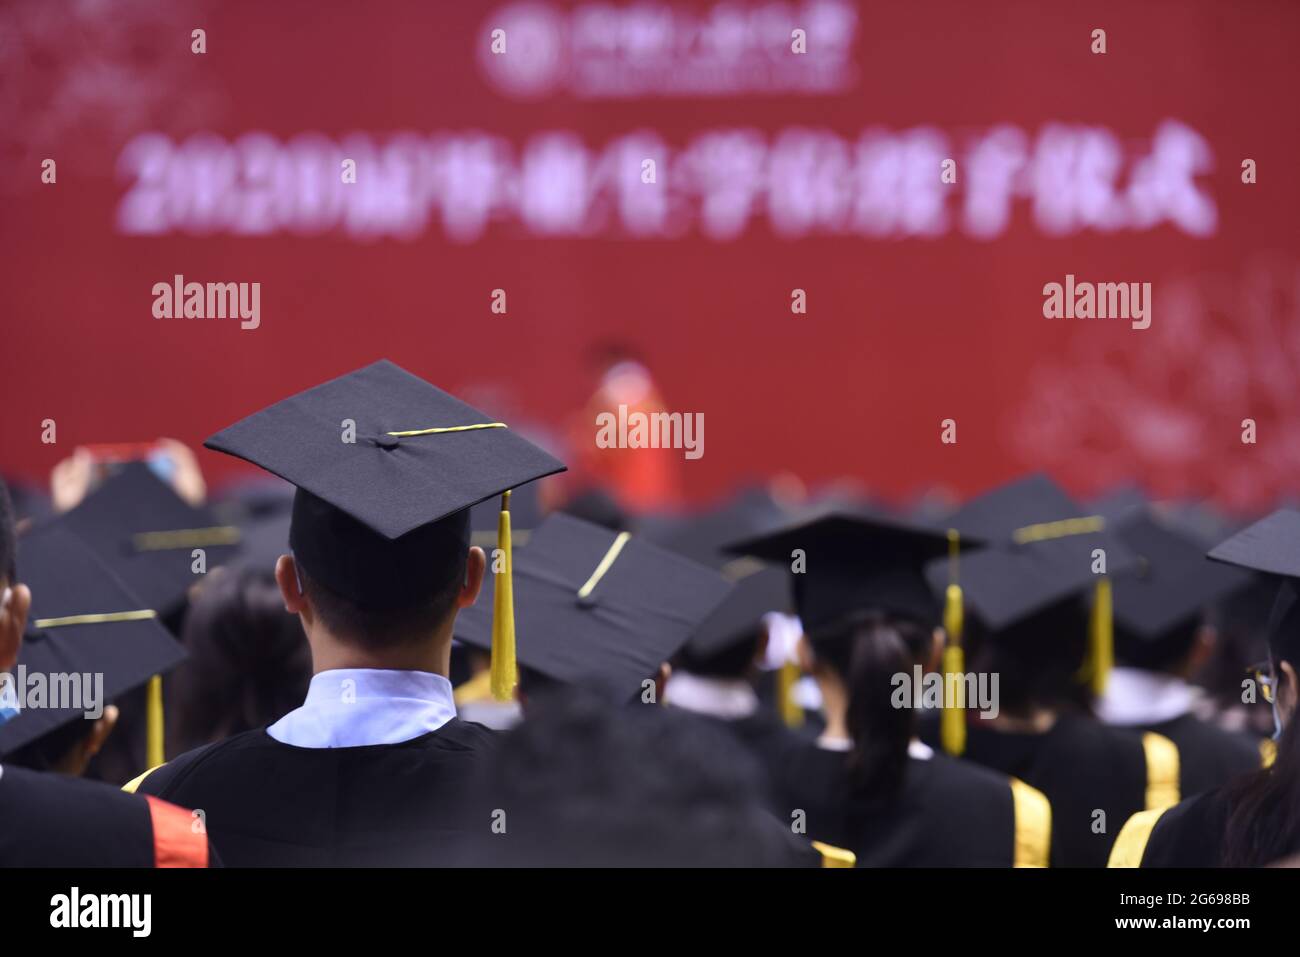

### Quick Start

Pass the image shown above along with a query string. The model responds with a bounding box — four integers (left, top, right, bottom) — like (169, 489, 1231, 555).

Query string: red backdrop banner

(3, 0, 1298, 509)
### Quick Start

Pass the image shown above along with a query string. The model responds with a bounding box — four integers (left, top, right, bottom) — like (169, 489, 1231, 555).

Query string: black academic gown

(702, 711, 809, 808)
(0, 763, 214, 867)
(133, 719, 495, 866)
(771, 743, 1049, 867)
(1110, 787, 1232, 867)
(945, 713, 1160, 868)
(1138, 713, 1262, 798)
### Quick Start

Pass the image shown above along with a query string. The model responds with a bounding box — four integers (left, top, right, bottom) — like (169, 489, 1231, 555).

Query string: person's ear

(928, 627, 945, 672)
(275, 555, 308, 615)
(795, 632, 815, 672)
(1278, 659, 1299, 726)
(751, 623, 770, 668)
(654, 661, 671, 703)
(53, 705, 120, 777)
(457, 546, 486, 609)
(75, 705, 120, 775)
(1187, 624, 1217, 674)
(0, 583, 32, 673)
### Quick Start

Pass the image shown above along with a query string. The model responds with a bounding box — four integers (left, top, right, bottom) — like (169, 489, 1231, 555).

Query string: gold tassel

(490, 490, 517, 701)
(146, 674, 165, 768)
(777, 659, 804, 728)
(1087, 577, 1113, 696)
(940, 529, 966, 756)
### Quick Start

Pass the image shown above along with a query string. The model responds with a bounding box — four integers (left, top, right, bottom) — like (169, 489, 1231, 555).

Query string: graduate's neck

(306, 620, 455, 677)
(984, 706, 1057, 734)
(815, 669, 850, 742)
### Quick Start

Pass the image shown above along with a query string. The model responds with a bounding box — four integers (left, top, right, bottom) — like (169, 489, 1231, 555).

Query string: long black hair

(170, 564, 312, 752)
(1223, 578, 1300, 867)
(1222, 653, 1300, 866)
(811, 612, 933, 801)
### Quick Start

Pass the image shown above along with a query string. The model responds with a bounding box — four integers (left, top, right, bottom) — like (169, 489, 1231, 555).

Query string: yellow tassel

(146, 674, 164, 769)
(940, 529, 966, 756)
(941, 593, 966, 757)
(777, 659, 804, 728)
(1087, 577, 1113, 696)
(490, 490, 517, 701)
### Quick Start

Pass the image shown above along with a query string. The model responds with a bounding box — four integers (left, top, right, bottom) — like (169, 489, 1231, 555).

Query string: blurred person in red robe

(570, 343, 683, 513)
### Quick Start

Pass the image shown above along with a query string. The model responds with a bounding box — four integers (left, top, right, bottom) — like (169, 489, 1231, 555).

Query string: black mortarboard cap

(1207, 509, 1300, 663)
(0, 523, 186, 757)
(1112, 512, 1251, 642)
(636, 491, 793, 661)
(1088, 485, 1150, 526)
(726, 506, 977, 634)
(924, 534, 1139, 633)
(946, 472, 1136, 591)
(60, 461, 241, 616)
(684, 565, 791, 659)
(946, 473, 1083, 542)
(1208, 509, 1300, 579)
(455, 513, 731, 698)
(641, 488, 791, 571)
(204, 360, 566, 610)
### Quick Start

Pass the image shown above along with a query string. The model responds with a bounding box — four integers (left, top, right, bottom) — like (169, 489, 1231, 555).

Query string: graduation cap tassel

(940, 529, 966, 757)
(777, 659, 805, 728)
(1087, 578, 1113, 696)
(490, 490, 518, 701)
(146, 674, 165, 768)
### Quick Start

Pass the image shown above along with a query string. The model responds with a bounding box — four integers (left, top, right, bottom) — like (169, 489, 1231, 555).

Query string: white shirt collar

(1096, 666, 1199, 727)
(663, 671, 760, 720)
(267, 668, 457, 748)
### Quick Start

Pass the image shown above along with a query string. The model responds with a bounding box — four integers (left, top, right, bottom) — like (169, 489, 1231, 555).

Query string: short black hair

(1115, 618, 1202, 673)
(674, 624, 764, 678)
(467, 692, 810, 866)
(301, 547, 468, 649)
(0, 477, 15, 584)
(966, 596, 1091, 715)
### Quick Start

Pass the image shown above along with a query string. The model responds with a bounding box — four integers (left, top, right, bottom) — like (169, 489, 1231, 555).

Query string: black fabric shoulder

(128, 720, 498, 866)
(1145, 714, 1263, 797)
(131, 730, 264, 800)
(963, 714, 1148, 867)
(1141, 788, 1231, 867)
(0, 764, 155, 866)
(772, 743, 1019, 867)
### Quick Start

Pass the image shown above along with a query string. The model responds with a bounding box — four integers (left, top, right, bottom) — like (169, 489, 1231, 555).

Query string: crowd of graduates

(1, 360, 1297, 868)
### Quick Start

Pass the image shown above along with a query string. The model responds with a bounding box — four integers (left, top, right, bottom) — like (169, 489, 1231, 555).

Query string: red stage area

(2, 0, 1298, 509)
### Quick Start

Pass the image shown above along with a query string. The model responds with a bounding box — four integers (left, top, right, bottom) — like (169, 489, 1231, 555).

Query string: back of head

(674, 623, 764, 679)
(292, 489, 470, 648)
(1225, 581, 1300, 865)
(811, 612, 933, 800)
(966, 597, 1091, 716)
(1114, 618, 1202, 674)
(468, 692, 803, 866)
